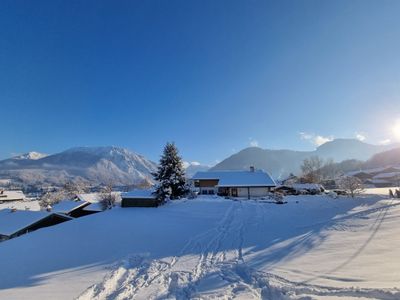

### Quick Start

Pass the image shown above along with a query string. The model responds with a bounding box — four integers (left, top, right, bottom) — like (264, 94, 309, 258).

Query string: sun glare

(392, 120, 400, 140)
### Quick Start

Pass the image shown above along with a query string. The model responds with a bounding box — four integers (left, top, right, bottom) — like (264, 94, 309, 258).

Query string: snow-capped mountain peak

(13, 152, 48, 160)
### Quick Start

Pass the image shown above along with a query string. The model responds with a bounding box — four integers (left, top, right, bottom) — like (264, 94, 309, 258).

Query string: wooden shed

(121, 190, 161, 207)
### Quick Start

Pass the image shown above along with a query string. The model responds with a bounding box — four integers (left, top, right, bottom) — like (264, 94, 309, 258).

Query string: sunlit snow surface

(1, 195, 400, 299)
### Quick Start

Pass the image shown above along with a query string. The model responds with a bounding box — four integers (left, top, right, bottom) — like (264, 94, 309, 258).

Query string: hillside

(212, 139, 399, 178)
(0, 195, 399, 299)
(364, 147, 400, 169)
(0, 147, 157, 186)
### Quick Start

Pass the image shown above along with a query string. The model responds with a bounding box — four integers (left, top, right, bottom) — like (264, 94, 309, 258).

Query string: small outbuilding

(121, 190, 161, 207)
(0, 209, 72, 241)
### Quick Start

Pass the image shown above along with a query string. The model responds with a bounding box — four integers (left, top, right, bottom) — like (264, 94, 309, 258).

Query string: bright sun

(392, 120, 400, 139)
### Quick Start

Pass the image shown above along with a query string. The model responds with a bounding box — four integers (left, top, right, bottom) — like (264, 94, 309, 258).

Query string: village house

(0, 209, 72, 241)
(347, 166, 400, 187)
(191, 167, 276, 199)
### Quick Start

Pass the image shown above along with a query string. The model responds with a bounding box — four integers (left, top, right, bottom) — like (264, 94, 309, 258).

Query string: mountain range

(0, 147, 157, 187)
(1, 139, 399, 187)
(211, 139, 400, 178)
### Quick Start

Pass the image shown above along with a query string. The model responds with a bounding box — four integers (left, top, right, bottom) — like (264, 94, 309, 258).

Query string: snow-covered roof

(121, 189, 156, 199)
(192, 170, 276, 187)
(347, 166, 400, 177)
(0, 190, 25, 202)
(0, 209, 70, 237)
(52, 200, 88, 214)
(82, 202, 103, 212)
(0, 200, 41, 211)
(346, 170, 371, 177)
(77, 192, 122, 203)
(373, 172, 400, 179)
(367, 179, 392, 184)
(77, 193, 103, 203)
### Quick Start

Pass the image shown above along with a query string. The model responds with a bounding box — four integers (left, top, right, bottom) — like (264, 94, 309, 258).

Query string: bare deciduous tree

(99, 182, 117, 210)
(135, 178, 153, 189)
(338, 176, 365, 198)
(300, 156, 324, 183)
(39, 180, 89, 208)
(320, 158, 338, 180)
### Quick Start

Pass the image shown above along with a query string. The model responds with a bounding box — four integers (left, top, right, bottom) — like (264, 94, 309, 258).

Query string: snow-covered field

(1, 194, 400, 299)
(364, 187, 399, 196)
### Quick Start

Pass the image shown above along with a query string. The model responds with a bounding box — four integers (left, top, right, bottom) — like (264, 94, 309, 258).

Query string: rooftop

(121, 189, 156, 199)
(192, 170, 276, 187)
(0, 190, 25, 202)
(0, 209, 69, 237)
(52, 200, 88, 214)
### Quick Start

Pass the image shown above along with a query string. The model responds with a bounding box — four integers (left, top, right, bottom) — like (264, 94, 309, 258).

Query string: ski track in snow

(77, 200, 400, 300)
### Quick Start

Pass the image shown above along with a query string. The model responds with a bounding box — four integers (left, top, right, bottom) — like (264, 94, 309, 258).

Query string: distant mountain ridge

(12, 152, 48, 160)
(0, 146, 157, 186)
(211, 139, 400, 178)
(364, 147, 400, 169)
(183, 162, 210, 177)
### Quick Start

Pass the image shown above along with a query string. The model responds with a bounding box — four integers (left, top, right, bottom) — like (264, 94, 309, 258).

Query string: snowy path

(1, 196, 400, 299)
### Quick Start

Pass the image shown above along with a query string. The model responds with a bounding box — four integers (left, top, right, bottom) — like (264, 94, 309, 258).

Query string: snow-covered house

(121, 189, 161, 207)
(191, 168, 276, 199)
(0, 190, 25, 203)
(0, 209, 72, 241)
(347, 166, 400, 187)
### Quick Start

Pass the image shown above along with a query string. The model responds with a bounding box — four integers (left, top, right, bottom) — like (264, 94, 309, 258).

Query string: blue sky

(1, 1, 400, 165)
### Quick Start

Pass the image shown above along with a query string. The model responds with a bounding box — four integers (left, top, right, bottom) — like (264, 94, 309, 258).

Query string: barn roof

(192, 170, 276, 187)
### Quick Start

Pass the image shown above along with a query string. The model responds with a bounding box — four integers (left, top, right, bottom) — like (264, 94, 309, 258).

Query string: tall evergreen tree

(153, 142, 188, 200)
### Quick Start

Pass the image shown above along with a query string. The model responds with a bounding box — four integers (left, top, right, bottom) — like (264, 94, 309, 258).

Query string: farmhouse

(121, 189, 161, 207)
(0, 209, 72, 241)
(191, 167, 276, 199)
(0, 190, 25, 203)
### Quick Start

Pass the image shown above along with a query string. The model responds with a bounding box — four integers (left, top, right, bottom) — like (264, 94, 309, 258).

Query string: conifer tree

(153, 142, 188, 200)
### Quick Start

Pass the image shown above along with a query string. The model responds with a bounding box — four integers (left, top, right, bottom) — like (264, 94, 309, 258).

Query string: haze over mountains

(0, 139, 399, 186)
(212, 139, 400, 178)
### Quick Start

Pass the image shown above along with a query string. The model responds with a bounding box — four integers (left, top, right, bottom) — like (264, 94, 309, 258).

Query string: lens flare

(392, 120, 400, 140)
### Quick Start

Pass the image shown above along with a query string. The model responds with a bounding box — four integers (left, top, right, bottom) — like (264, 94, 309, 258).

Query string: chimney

(250, 166, 255, 172)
